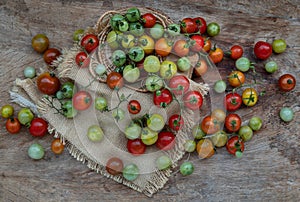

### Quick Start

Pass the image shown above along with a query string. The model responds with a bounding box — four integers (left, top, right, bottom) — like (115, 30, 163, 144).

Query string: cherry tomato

(155, 38, 172, 57)
(183, 91, 203, 110)
(211, 108, 226, 123)
(168, 75, 190, 95)
(194, 59, 208, 77)
(18, 108, 34, 126)
(73, 29, 84, 42)
(228, 71, 245, 87)
(6, 118, 21, 134)
(139, 35, 155, 55)
(72, 91, 92, 111)
(1, 104, 14, 118)
(125, 7, 141, 23)
(193, 17, 207, 34)
(239, 125, 253, 142)
(190, 35, 204, 52)
(127, 139, 146, 156)
(156, 131, 176, 150)
(254, 41, 272, 60)
(142, 13, 156, 28)
(156, 155, 172, 170)
(272, 39, 287, 54)
(106, 157, 124, 175)
(43, 48, 61, 65)
(29, 118, 48, 137)
(209, 47, 224, 63)
(226, 136, 244, 156)
(196, 139, 215, 159)
(173, 39, 189, 57)
(230, 45, 243, 60)
(141, 127, 158, 145)
(75, 51, 88, 67)
(127, 100, 141, 114)
(207, 22, 220, 37)
(201, 115, 220, 134)
(203, 37, 212, 53)
(278, 74, 296, 92)
(153, 89, 173, 108)
(80, 34, 99, 53)
(32, 34, 49, 53)
(242, 88, 258, 107)
(160, 60, 177, 79)
(106, 72, 124, 90)
(128, 46, 145, 62)
(51, 138, 64, 154)
(37, 72, 61, 95)
(168, 114, 184, 131)
(177, 56, 191, 72)
(225, 113, 241, 133)
(180, 18, 197, 33)
(224, 93, 242, 111)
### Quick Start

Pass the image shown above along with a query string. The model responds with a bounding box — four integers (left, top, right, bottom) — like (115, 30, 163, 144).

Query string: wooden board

(0, 0, 299, 201)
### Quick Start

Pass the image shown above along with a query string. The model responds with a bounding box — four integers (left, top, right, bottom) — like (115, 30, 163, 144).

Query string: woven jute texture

(11, 7, 210, 197)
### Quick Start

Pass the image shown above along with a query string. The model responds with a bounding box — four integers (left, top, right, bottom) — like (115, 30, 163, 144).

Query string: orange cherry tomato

(196, 139, 215, 159)
(6, 118, 21, 134)
(173, 39, 189, 57)
(194, 59, 208, 77)
(51, 138, 64, 155)
(203, 37, 212, 53)
(155, 38, 172, 57)
(106, 72, 124, 90)
(228, 71, 245, 87)
(209, 47, 224, 63)
(201, 115, 220, 134)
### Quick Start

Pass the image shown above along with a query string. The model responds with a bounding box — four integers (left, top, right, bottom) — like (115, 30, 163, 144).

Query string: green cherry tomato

(141, 127, 158, 145)
(156, 155, 172, 170)
(211, 130, 228, 147)
(214, 80, 227, 93)
(87, 125, 104, 142)
(177, 57, 191, 72)
(125, 122, 142, 140)
(238, 125, 253, 142)
(61, 82, 76, 99)
(150, 23, 164, 39)
(207, 22, 220, 37)
(118, 20, 129, 32)
(125, 7, 141, 22)
(18, 108, 34, 125)
(272, 39, 287, 54)
(167, 23, 181, 36)
(279, 107, 294, 122)
(106, 30, 121, 49)
(265, 61, 278, 73)
(1, 104, 14, 118)
(95, 96, 108, 111)
(184, 140, 196, 152)
(123, 65, 140, 83)
(24, 66, 36, 79)
(249, 116, 263, 131)
(110, 14, 125, 31)
(62, 100, 77, 118)
(147, 113, 165, 132)
(235, 57, 251, 72)
(129, 22, 144, 36)
(28, 143, 45, 160)
(95, 64, 107, 76)
(145, 75, 164, 92)
(112, 50, 126, 67)
(73, 29, 84, 42)
(112, 108, 125, 122)
(160, 60, 177, 79)
(180, 162, 194, 176)
(143, 55, 161, 73)
(192, 125, 206, 139)
(122, 164, 139, 181)
(128, 46, 145, 62)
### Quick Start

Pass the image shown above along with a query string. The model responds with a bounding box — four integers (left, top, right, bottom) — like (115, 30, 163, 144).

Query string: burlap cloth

(10, 8, 211, 197)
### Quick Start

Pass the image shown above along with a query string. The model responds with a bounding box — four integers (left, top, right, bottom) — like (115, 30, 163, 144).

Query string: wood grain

(0, 0, 299, 201)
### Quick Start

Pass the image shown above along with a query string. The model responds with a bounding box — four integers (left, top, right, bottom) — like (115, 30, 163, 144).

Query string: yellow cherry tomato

(139, 35, 155, 55)
(228, 71, 245, 87)
(242, 88, 258, 107)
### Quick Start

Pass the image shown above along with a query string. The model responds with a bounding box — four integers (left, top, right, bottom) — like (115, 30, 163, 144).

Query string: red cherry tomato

(224, 93, 242, 111)
(156, 131, 176, 150)
(127, 139, 146, 156)
(254, 41, 272, 60)
(43, 48, 61, 65)
(168, 114, 184, 131)
(201, 115, 220, 134)
(37, 72, 61, 95)
(75, 51, 88, 67)
(6, 118, 21, 134)
(142, 13, 156, 28)
(180, 18, 197, 33)
(226, 136, 244, 155)
(183, 91, 203, 110)
(193, 17, 207, 34)
(230, 45, 243, 60)
(29, 118, 48, 137)
(127, 100, 141, 114)
(173, 39, 189, 57)
(81, 34, 99, 53)
(278, 74, 296, 92)
(190, 35, 204, 52)
(72, 91, 92, 111)
(106, 72, 124, 90)
(168, 75, 190, 95)
(153, 88, 173, 108)
(225, 113, 242, 133)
